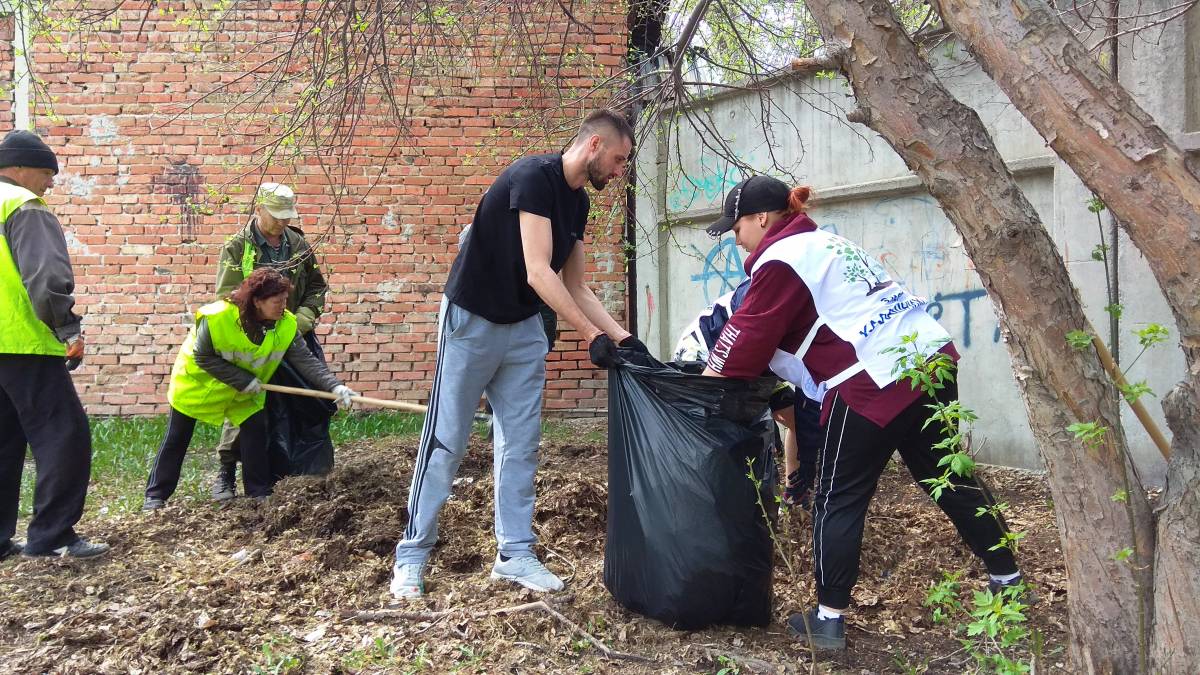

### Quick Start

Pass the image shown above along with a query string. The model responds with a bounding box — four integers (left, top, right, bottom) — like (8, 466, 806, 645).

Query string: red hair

(785, 186, 811, 214)
(229, 268, 293, 334)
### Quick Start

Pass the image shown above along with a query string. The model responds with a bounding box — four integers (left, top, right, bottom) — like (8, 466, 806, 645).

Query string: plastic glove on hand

(589, 334, 623, 369)
(618, 335, 650, 355)
(241, 378, 263, 395)
(332, 384, 357, 409)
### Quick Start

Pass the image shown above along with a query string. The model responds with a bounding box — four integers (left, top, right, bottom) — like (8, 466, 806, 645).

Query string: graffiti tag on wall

(689, 238, 747, 304)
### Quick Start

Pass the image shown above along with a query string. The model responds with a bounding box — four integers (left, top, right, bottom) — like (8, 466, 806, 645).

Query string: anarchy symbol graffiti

(690, 238, 747, 304)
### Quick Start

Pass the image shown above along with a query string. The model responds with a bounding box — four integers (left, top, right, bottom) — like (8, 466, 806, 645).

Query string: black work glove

(618, 335, 650, 354)
(589, 334, 623, 369)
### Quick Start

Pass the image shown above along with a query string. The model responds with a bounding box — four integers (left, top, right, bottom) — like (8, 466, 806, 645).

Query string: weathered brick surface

(30, 2, 629, 417)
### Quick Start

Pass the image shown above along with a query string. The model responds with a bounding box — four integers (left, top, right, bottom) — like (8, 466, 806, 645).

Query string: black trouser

(812, 382, 1018, 608)
(537, 304, 558, 349)
(791, 396, 820, 490)
(218, 332, 326, 467)
(146, 407, 272, 500)
(0, 354, 92, 554)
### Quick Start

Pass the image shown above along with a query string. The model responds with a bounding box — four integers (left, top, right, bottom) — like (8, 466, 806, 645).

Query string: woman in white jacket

(702, 175, 1027, 651)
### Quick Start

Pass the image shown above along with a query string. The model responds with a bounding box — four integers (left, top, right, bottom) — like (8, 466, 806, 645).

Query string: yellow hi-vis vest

(0, 182, 67, 356)
(167, 300, 297, 426)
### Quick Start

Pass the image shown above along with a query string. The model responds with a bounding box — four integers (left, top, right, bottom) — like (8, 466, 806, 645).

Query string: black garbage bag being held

(265, 360, 337, 477)
(604, 353, 778, 630)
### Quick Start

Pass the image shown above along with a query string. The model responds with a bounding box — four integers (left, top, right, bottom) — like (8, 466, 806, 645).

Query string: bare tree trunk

(929, 0, 1200, 408)
(1154, 382, 1200, 671)
(801, 1, 1155, 671)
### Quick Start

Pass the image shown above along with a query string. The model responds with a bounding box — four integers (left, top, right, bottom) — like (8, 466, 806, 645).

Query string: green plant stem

(1094, 205, 1119, 364)
(745, 458, 794, 577)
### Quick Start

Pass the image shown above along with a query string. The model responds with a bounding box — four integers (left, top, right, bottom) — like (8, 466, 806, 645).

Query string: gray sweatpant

(394, 298, 548, 565)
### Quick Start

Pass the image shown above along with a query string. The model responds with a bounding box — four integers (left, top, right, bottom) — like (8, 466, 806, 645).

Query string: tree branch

(790, 49, 845, 73)
(670, 0, 713, 84)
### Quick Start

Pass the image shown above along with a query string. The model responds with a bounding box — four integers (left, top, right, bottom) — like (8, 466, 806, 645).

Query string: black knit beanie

(0, 130, 59, 174)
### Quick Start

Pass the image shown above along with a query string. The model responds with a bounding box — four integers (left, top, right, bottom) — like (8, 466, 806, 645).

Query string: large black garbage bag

(603, 352, 778, 630)
(266, 360, 336, 476)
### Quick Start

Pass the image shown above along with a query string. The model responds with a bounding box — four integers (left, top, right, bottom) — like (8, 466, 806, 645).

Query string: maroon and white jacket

(707, 212, 959, 427)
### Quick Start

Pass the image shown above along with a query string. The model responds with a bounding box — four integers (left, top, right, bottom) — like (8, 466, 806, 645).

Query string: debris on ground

(0, 428, 1069, 673)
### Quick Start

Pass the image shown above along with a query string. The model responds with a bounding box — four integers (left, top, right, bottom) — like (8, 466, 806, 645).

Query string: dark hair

(576, 109, 635, 148)
(229, 268, 292, 334)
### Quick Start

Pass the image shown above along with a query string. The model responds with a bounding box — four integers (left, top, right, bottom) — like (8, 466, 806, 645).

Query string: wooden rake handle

(262, 383, 429, 414)
(1091, 336, 1172, 459)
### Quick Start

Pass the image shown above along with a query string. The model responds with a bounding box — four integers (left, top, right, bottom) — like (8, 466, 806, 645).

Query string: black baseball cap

(706, 175, 790, 236)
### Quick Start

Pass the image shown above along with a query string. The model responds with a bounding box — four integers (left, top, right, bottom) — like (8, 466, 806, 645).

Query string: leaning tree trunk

(927, 2, 1200, 668)
(929, 0, 1200, 432)
(800, 1, 1156, 672)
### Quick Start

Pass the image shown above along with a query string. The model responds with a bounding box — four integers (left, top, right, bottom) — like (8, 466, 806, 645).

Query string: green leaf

(1065, 330, 1093, 350)
(1114, 547, 1134, 563)
(949, 452, 976, 477)
(1111, 489, 1128, 503)
(1119, 381, 1155, 404)
(1066, 422, 1108, 448)
(1091, 243, 1109, 261)
(1087, 196, 1106, 213)
(1104, 303, 1124, 319)
(1135, 324, 1170, 348)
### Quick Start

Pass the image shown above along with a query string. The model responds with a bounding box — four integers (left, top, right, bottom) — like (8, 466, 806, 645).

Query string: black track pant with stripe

(812, 382, 1019, 609)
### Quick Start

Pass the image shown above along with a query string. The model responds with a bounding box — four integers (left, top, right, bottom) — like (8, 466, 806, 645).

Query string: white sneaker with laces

(390, 562, 426, 599)
(490, 554, 564, 592)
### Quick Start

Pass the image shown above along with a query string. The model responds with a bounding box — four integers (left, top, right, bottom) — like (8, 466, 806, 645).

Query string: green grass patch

(15, 410, 596, 521)
(541, 419, 606, 445)
(17, 411, 424, 519)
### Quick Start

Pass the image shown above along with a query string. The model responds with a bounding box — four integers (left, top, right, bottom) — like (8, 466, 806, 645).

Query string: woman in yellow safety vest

(143, 268, 356, 509)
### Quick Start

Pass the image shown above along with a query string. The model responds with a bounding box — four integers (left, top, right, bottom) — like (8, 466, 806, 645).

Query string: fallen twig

(535, 600, 657, 664)
(341, 598, 657, 665)
(700, 645, 797, 674)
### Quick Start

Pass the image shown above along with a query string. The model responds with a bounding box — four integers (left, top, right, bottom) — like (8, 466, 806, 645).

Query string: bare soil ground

(0, 427, 1068, 674)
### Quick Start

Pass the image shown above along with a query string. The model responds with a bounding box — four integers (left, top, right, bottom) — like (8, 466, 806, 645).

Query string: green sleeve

(215, 240, 246, 298)
(299, 247, 327, 318)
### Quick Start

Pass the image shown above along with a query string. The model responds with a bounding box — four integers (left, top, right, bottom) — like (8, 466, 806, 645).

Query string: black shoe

(787, 607, 846, 651)
(988, 575, 1039, 605)
(211, 463, 237, 502)
(23, 538, 110, 559)
(0, 539, 22, 561)
(142, 497, 167, 511)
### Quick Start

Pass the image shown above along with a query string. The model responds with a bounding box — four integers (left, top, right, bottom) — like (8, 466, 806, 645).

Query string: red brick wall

(0, 17, 12, 130)
(31, 1, 629, 416)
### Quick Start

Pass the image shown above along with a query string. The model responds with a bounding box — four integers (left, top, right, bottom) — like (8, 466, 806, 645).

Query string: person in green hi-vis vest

(141, 269, 356, 511)
(0, 130, 109, 561)
(210, 182, 331, 502)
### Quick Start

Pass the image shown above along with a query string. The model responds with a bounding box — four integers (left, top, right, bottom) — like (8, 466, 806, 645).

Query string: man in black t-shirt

(392, 110, 647, 600)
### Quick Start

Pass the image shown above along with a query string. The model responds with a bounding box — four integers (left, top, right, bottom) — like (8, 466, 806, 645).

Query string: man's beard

(586, 157, 610, 190)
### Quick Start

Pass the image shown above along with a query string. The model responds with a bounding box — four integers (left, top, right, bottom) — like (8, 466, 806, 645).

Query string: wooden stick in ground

(261, 383, 428, 414)
(1091, 336, 1172, 459)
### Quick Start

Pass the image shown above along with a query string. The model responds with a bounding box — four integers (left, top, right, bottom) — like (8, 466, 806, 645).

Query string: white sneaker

(490, 554, 564, 592)
(390, 562, 426, 599)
